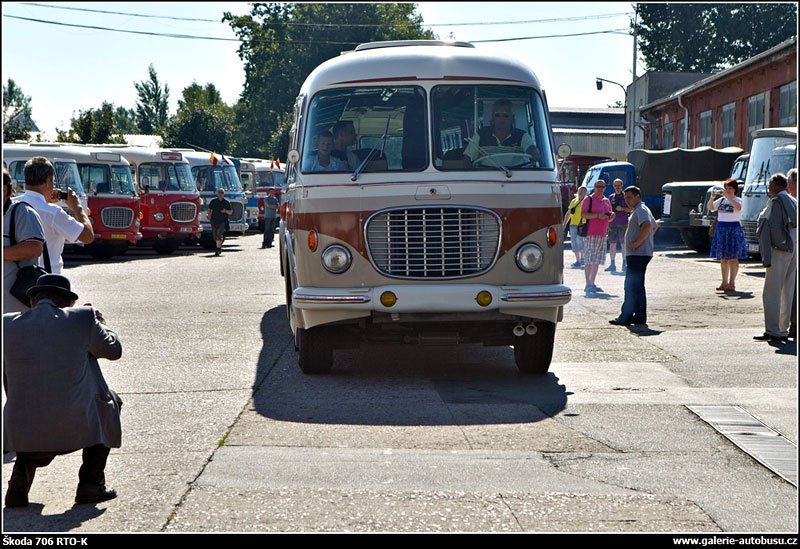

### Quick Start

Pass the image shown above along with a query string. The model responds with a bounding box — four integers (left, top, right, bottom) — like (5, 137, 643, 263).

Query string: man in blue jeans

(260, 189, 279, 249)
(610, 186, 657, 327)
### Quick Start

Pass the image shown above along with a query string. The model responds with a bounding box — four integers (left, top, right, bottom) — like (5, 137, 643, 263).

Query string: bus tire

(680, 228, 711, 254)
(153, 239, 180, 255)
(513, 321, 555, 374)
(87, 242, 119, 260)
(296, 327, 333, 374)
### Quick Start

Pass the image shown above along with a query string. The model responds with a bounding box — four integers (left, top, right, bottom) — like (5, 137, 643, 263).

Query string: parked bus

(740, 127, 797, 255)
(281, 40, 570, 375)
(2, 143, 118, 258)
(109, 147, 202, 255)
(255, 159, 285, 231)
(177, 150, 248, 248)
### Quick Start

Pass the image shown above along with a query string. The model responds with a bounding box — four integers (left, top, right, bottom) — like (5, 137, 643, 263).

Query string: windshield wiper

(351, 116, 391, 182)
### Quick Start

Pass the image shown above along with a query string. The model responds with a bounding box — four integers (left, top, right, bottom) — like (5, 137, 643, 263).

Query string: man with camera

(12, 156, 94, 275)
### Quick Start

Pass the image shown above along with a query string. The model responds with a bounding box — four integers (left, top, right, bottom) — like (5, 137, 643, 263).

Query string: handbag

(8, 202, 51, 307)
(576, 195, 592, 237)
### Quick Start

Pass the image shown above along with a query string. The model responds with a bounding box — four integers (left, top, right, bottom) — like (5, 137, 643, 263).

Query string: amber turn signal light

(308, 230, 318, 251)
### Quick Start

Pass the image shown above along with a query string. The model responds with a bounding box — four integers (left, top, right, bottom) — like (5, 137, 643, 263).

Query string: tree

(56, 102, 127, 144)
(134, 64, 170, 134)
(634, 4, 797, 72)
(161, 82, 234, 152)
(3, 79, 34, 142)
(223, 3, 435, 158)
(115, 106, 138, 134)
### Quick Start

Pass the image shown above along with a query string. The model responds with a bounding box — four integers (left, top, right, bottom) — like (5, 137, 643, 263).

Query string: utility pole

(630, 10, 638, 149)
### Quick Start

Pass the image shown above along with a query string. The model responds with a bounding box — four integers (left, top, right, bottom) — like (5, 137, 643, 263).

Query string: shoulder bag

(577, 195, 592, 237)
(8, 202, 51, 307)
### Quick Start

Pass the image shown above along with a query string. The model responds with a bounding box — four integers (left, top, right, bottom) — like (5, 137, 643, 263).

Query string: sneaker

(584, 284, 598, 293)
(571, 261, 582, 268)
(214, 250, 221, 257)
(592, 285, 604, 293)
(604, 263, 616, 272)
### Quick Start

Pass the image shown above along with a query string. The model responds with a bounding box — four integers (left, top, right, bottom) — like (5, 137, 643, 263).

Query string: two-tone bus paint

(281, 40, 570, 375)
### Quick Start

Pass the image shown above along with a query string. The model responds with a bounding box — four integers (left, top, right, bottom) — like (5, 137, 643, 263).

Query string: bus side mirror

(143, 185, 150, 194)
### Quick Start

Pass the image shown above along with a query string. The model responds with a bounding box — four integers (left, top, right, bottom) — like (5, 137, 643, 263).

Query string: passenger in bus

(307, 131, 348, 172)
(140, 176, 151, 192)
(462, 99, 541, 167)
(331, 120, 359, 170)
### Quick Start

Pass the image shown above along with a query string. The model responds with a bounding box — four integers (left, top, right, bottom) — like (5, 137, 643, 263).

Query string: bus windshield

(111, 166, 137, 195)
(56, 162, 84, 196)
(432, 84, 554, 171)
(301, 86, 427, 174)
(192, 165, 242, 192)
(139, 163, 196, 192)
(744, 136, 797, 195)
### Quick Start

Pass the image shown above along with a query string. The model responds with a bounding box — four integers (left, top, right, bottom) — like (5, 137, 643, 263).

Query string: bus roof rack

(354, 40, 475, 52)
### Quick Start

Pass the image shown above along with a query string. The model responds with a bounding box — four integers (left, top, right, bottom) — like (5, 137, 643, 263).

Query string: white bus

(281, 40, 570, 375)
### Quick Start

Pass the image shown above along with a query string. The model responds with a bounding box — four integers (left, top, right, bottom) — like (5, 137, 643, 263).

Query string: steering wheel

(472, 153, 533, 168)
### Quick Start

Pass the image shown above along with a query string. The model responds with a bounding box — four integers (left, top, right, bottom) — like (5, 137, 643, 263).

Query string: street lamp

(596, 77, 627, 130)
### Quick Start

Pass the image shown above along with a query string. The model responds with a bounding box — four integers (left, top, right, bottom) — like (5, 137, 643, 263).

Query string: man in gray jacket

(3, 275, 123, 507)
(755, 173, 797, 342)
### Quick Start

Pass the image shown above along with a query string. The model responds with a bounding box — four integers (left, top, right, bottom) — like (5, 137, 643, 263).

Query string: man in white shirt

(12, 157, 93, 274)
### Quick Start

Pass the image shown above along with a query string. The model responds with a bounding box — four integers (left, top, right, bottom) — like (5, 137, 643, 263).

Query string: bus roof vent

(355, 40, 475, 52)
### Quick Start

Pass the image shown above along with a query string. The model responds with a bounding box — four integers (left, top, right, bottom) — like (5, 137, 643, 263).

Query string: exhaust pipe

(525, 322, 538, 335)
(513, 323, 525, 337)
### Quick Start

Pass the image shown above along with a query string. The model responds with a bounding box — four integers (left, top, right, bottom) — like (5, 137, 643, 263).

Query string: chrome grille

(231, 202, 245, 223)
(101, 207, 134, 229)
(366, 207, 501, 279)
(741, 220, 758, 243)
(170, 202, 197, 222)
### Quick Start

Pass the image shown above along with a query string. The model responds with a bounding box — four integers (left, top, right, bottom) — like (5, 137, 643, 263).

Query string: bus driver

(463, 99, 541, 168)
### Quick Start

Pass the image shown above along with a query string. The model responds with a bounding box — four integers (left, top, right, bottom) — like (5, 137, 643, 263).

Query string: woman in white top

(708, 178, 748, 292)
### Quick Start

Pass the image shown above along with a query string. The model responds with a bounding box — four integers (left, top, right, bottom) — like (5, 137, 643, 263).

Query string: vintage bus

(2, 143, 138, 259)
(178, 150, 248, 248)
(110, 147, 202, 255)
(281, 40, 570, 375)
(740, 127, 797, 255)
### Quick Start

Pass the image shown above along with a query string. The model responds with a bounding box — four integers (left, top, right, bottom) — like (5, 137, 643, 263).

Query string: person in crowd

(4, 274, 122, 507)
(610, 186, 657, 326)
(261, 189, 280, 249)
(605, 178, 630, 273)
(754, 173, 797, 342)
(463, 99, 540, 167)
(707, 178, 748, 292)
(563, 185, 587, 268)
(788, 168, 797, 339)
(581, 180, 615, 294)
(3, 167, 45, 314)
(331, 120, 359, 170)
(13, 156, 93, 274)
(307, 130, 348, 173)
(207, 188, 232, 257)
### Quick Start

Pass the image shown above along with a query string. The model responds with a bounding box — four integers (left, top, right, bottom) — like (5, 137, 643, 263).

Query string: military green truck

(655, 148, 745, 252)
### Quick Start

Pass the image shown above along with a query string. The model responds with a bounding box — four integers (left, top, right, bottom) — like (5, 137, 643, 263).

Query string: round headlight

(516, 243, 544, 272)
(321, 244, 352, 274)
(154, 212, 165, 222)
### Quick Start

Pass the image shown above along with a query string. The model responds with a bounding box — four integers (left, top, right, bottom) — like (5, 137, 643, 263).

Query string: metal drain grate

(687, 405, 797, 486)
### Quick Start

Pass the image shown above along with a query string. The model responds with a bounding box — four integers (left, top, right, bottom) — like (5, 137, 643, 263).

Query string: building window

(650, 124, 659, 149)
(679, 119, 686, 148)
(663, 122, 674, 149)
(721, 102, 736, 147)
(699, 111, 712, 146)
(747, 93, 765, 150)
(779, 82, 797, 127)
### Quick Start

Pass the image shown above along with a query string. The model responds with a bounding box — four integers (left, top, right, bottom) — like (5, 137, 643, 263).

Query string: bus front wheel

(296, 327, 333, 375)
(513, 321, 555, 374)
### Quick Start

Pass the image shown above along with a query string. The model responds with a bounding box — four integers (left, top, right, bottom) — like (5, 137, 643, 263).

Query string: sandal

(725, 284, 736, 292)
(716, 284, 728, 291)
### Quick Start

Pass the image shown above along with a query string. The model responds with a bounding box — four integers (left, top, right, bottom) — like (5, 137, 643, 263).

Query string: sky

(1, 2, 642, 136)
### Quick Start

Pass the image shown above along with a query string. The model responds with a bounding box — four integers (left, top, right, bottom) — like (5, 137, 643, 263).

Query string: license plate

(180, 227, 194, 233)
(111, 234, 127, 239)
(698, 218, 711, 227)
(748, 243, 760, 253)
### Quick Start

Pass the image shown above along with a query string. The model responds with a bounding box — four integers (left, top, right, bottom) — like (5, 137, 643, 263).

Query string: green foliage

(115, 106, 138, 134)
(3, 78, 34, 142)
(135, 64, 170, 134)
(161, 82, 234, 152)
(224, 3, 434, 158)
(634, 4, 798, 72)
(56, 101, 127, 144)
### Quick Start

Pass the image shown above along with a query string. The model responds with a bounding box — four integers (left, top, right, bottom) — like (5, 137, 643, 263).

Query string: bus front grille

(101, 207, 134, 229)
(170, 202, 197, 222)
(366, 206, 501, 279)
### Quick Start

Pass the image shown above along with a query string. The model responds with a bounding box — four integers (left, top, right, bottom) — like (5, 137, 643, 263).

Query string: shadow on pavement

(768, 340, 797, 355)
(2, 502, 105, 532)
(251, 308, 568, 426)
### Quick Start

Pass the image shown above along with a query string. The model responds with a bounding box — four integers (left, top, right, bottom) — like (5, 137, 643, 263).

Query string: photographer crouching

(3, 274, 123, 507)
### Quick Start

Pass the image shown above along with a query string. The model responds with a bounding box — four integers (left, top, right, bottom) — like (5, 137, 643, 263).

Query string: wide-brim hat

(26, 274, 79, 301)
